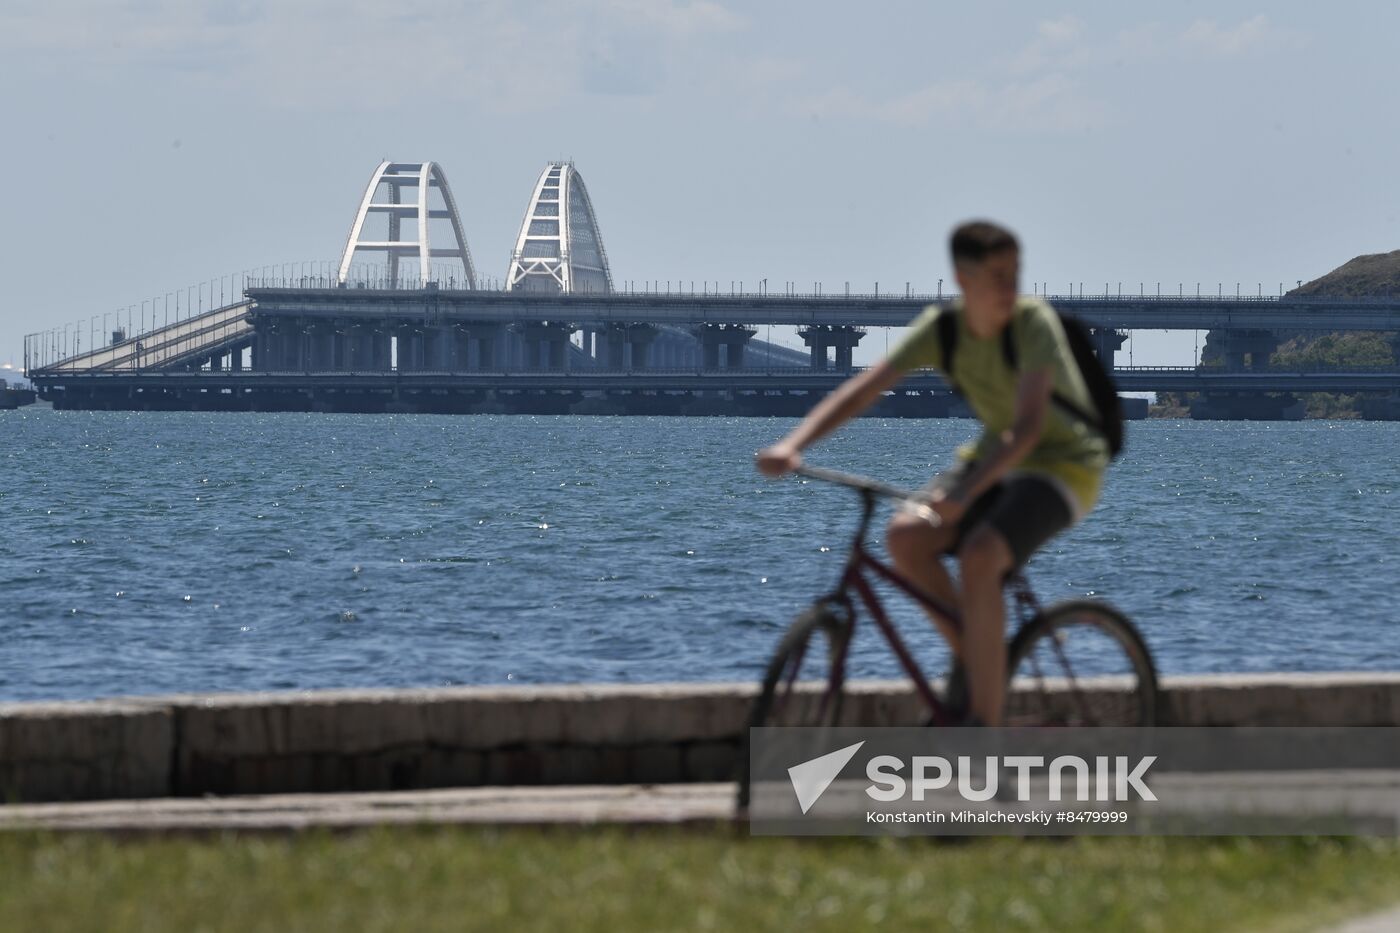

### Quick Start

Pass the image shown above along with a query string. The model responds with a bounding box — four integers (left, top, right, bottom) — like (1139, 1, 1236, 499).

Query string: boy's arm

(935, 366, 1052, 518)
(756, 361, 905, 476)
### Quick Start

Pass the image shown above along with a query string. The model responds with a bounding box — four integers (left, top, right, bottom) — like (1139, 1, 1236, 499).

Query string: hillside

(1287, 250, 1400, 297)
(1155, 250, 1399, 418)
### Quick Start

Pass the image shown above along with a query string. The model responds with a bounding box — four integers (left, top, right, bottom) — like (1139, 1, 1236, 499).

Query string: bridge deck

(34, 302, 253, 374)
(28, 367, 1400, 394)
(246, 288, 1400, 331)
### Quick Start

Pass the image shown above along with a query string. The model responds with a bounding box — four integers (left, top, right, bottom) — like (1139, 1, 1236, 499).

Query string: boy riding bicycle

(756, 221, 1111, 727)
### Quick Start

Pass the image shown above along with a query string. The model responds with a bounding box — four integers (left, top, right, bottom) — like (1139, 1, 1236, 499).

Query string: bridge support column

(394, 326, 425, 372)
(340, 325, 374, 371)
(308, 322, 337, 371)
(521, 323, 573, 372)
(599, 324, 659, 371)
(693, 324, 758, 371)
(577, 328, 596, 365)
(601, 327, 627, 371)
(468, 325, 503, 371)
(449, 325, 471, 371)
(1203, 329, 1280, 371)
(800, 326, 864, 372)
(627, 325, 658, 371)
(279, 319, 308, 371)
(367, 328, 392, 371)
(1089, 328, 1128, 368)
(421, 325, 456, 371)
(830, 326, 863, 372)
(799, 326, 830, 371)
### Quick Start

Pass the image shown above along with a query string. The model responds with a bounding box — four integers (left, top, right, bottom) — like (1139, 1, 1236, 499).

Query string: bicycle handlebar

(793, 465, 923, 503)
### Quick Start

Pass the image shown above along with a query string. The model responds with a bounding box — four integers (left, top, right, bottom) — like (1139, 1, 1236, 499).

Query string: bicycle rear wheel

(1004, 599, 1160, 726)
(736, 599, 852, 810)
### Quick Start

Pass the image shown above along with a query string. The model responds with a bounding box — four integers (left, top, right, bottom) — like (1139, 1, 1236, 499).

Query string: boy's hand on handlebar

(756, 444, 802, 478)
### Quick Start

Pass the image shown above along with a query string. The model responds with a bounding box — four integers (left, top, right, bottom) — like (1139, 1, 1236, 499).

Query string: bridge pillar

(601, 327, 627, 370)
(358, 328, 391, 371)
(801, 326, 864, 372)
(628, 325, 658, 371)
(266, 323, 288, 370)
(342, 325, 382, 371)
(421, 325, 459, 371)
(469, 325, 504, 371)
(341, 325, 364, 371)
(599, 324, 659, 371)
(448, 325, 472, 371)
(279, 320, 308, 371)
(830, 326, 863, 372)
(1203, 329, 1279, 371)
(702, 338, 721, 371)
(309, 323, 337, 371)
(799, 326, 831, 371)
(693, 324, 758, 371)
(394, 325, 424, 372)
(1089, 328, 1128, 368)
(578, 328, 599, 366)
(521, 323, 573, 372)
(253, 328, 272, 371)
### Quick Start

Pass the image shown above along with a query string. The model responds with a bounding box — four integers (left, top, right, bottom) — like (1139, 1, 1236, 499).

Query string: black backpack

(936, 308, 1125, 458)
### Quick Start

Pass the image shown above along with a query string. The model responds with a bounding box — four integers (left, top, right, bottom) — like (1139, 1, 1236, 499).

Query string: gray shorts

(914, 462, 1075, 569)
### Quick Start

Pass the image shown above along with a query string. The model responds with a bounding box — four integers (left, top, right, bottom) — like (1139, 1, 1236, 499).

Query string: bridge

(23, 158, 1400, 421)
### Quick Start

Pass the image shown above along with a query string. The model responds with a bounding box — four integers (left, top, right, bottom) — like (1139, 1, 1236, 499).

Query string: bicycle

(736, 464, 1160, 809)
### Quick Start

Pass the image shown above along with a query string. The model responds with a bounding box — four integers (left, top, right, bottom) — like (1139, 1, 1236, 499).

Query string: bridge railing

(27, 301, 254, 376)
(245, 275, 1400, 306)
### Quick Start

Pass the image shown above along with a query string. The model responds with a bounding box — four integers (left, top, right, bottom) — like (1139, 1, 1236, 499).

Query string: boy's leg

(956, 475, 1075, 726)
(885, 464, 976, 651)
(885, 510, 961, 649)
(957, 526, 1015, 725)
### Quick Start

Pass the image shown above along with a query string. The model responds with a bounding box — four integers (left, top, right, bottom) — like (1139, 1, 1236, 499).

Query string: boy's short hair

(950, 221, 1019, 268)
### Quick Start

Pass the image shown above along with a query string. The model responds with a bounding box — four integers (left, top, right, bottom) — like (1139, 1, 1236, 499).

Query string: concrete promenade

(0, 784, 735, 833)
(5, 672, 1400, 805)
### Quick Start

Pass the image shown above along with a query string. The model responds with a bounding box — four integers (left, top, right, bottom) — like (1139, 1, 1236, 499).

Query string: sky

(3, 0, 1398, 372)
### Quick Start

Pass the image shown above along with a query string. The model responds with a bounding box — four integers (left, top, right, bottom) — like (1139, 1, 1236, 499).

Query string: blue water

(1, 410, 1397, 702)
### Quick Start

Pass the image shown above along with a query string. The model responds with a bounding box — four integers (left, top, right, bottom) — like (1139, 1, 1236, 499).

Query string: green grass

(1, 828, 1399, 932)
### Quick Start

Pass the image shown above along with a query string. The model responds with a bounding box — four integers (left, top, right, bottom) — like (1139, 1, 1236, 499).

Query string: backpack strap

(1001, 308, 1114, 445)
(937, 307, 959, 375)
(1001, 318, 1018, 369)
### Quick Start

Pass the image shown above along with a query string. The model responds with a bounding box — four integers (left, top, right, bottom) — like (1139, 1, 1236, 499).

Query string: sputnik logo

(787, 741, 865, 814)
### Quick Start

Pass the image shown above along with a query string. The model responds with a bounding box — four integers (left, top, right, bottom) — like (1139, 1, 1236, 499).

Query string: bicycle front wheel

(736, 600, 851, 810)
(1004, 599, 1160, 726)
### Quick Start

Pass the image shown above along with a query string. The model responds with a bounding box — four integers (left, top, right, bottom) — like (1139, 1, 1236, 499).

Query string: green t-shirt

(887, 297, 1109, 516)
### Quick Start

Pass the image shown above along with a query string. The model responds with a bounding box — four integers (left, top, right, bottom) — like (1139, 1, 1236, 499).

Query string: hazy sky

(3, 1, 1397, 369)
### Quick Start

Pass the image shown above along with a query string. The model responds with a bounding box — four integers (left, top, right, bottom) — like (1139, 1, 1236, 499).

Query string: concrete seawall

(4, 672, 1400, 803)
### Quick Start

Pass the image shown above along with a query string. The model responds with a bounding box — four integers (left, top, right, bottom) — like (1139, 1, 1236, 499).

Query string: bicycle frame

(821, 485, 1041, 726)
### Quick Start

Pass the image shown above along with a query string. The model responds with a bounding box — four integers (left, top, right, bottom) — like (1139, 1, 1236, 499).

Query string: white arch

(506, 162, 613, 294)
(337, 161, 477, 288)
